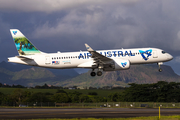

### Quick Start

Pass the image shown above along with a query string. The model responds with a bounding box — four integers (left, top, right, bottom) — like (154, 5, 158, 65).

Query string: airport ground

(0, 108, 180, 119)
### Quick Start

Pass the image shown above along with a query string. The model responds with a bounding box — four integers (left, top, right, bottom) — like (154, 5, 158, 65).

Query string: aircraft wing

(85, 44, 112, 64)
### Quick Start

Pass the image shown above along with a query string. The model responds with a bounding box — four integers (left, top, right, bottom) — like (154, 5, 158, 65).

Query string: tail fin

(10, 29, 42, 56)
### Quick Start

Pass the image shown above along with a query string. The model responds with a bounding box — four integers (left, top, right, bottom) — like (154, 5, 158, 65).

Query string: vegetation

(1, 81, 180, 107)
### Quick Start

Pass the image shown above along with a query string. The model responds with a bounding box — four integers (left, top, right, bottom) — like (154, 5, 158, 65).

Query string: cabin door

(45, 56, 50, 64)
(153, 50, 158, 58)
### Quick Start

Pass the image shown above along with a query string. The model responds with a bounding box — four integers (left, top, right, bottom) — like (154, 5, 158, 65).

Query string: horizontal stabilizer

(16, 56, 33, 60)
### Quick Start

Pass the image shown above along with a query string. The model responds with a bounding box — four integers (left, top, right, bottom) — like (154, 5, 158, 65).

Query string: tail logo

(13, 31, 17, 35)
(121, 62, 127, 67)
(139, 49, 152, 61)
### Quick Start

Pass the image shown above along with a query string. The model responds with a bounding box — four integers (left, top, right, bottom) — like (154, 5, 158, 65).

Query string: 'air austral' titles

(8, 29, 173, 77)
(78, 50, 135, 59)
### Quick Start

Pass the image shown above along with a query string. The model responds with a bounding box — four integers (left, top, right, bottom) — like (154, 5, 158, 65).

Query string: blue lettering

(112, 51, 116, 57)
(118, 51, 123, 57)
(79, 53, 84, 59)
(104, 52, 106, 57)
(107, 51, 112, 57)
(124, 51, 129, 56)
(84, 53, 86, 59)
(87, 53, 91, 59)
(130, 51, 135, 56)
(79, 50, 136, 59)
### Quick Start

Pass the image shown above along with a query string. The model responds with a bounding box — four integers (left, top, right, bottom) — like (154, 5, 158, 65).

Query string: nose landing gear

(159, 68, 162, 72)
(158, 62, 163, 72)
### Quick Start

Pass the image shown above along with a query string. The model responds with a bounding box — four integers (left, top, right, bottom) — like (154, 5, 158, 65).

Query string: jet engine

(103, 59, 130, 71)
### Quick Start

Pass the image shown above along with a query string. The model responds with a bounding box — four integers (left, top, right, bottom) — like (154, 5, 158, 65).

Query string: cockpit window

(162, 51, 166, 54)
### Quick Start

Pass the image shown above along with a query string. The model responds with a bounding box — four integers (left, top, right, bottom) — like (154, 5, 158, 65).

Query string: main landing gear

(90, 70, 103, 77)
(158, 62, 163, 72)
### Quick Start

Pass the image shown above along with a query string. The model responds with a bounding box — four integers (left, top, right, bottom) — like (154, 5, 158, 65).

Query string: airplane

(8, 29, 173, 76)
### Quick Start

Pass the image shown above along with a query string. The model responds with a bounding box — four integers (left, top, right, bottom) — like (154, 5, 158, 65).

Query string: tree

(79, 95, 92, 103)
(92, 96, 107, 102)
(68, 91, 82, 103)
(28, 92, 50, 102)
(108, 92, 122, 102)
(10, 88, 26, 105)
(53, 93, 69, 103)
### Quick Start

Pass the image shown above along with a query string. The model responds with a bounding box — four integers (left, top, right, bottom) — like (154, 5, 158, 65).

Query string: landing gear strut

(158, 62, 163, 72)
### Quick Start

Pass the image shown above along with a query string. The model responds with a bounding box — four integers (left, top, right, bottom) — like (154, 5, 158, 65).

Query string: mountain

(0, 61, 180, 87)
(56, 65, 180, 88)
(0, 61, 79, 86)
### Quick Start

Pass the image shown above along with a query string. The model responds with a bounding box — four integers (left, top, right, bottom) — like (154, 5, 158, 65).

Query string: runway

(0, 108, 180, 119)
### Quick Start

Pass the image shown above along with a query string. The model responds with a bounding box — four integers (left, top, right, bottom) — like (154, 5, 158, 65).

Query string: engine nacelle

(103, 59, 130, 71)
(114, 59, 130, 70)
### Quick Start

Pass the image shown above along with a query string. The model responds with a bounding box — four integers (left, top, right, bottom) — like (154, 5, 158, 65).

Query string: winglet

(85, 43, 94, 52)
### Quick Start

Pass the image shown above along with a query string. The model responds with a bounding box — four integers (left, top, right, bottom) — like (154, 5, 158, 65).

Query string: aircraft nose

(167, 54, 173, 60)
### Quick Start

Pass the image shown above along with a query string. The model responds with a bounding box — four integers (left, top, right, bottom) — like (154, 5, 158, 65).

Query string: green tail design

(10, 29, 41, 56)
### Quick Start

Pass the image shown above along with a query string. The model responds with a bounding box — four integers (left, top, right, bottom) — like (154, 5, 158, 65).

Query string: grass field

(0, 88, 124, 97)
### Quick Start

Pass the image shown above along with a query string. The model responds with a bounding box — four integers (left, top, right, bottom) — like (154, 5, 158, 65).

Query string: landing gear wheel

(97, 71, 102, 76)
(90, 72, 96, 76)
(159, 68, 162, 72)
(158, 62, 163, 72)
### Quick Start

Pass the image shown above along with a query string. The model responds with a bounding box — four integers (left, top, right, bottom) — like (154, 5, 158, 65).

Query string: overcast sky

(0, 0, 180, 74)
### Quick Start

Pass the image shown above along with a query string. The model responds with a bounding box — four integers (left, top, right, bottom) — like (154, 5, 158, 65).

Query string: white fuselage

(8, 48, 173, 70)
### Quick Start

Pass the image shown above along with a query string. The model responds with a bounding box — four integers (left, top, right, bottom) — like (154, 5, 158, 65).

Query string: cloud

(1, 0, 180, 52)
(174, 56, 180, 63)
(0, 0, 141, 13)
(29, 0, 180, 51)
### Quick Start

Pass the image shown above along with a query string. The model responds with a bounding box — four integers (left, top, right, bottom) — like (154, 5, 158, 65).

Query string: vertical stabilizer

(10, 29, 41, 56)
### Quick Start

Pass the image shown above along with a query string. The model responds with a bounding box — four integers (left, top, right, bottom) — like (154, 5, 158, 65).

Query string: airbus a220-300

(8, 29, 173, 76)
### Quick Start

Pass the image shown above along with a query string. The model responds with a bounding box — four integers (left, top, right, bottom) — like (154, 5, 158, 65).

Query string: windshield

(162, 51, 166, 54)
